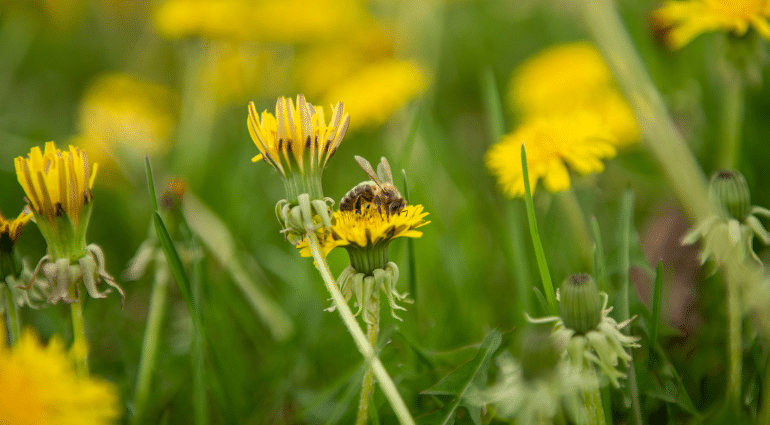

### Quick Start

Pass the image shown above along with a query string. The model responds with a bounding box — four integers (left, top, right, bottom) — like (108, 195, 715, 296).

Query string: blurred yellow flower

(510, 42, 638, 147)
(486, 114, 617, 197)
(198, 42, 268, 106)
(323, 59, 428, 130)
(298, 204, 430, 257)
(0, 329, 120, 425)
(79, 73, 176, 162)
(651, 0, 770, 49)
(154, 0, 369, 43)
(0, 210, 32, 254)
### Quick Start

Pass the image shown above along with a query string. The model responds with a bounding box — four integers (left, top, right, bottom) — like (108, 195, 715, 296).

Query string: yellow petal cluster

(299, 204, 430, 257)
(651, 0, 770, 49)
(248, 95, 349, 177)
(509, 42, 638, 148)
(14, 142, 97, 224)
(0, 210, 32, 253)
(0, 329, 120, 425)
(486, 114, 617, 197)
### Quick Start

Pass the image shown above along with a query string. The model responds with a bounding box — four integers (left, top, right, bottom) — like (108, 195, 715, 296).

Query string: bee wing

(376, 157, 394, 184)
(354, 155, 382, 185)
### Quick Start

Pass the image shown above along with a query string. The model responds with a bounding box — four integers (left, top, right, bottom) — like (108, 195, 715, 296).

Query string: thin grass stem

(306, 231, 415, 425)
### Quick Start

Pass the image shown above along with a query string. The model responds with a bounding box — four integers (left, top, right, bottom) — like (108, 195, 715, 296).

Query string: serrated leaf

(421, 330, 502, 425)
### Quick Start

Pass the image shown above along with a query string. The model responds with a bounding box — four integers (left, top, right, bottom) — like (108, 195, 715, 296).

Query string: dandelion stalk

(356, 297, 380, 425)
(717, 61, 744, 170)
(3, 285, 19, 345)
(305, 231, 415, 425)
(726, 270, 742, 412)
(132, 264, 170, 425)
(558, 189, 593, 268)
(71, 285, 89, 377)
(584, 368, 606, 425)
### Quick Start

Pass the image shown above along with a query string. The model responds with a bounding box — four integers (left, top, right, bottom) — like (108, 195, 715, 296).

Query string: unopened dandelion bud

(519, 325, 561, 381)
(710, 170, 750, 221)
(559, 273, 602, 334)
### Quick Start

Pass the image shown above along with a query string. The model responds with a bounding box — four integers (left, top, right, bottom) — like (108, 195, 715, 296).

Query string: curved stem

(306, 232, 415, 425)
(71, 285, 89, 377)
(356, 297, 380, 425)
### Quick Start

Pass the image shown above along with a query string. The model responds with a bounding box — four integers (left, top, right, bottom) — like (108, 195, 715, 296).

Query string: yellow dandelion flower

(15, 142, 123, 304)
(299, 204, 430, 259)
(248, 94, 349, 203)
(78, 73, 176, 167)
(510, 42, 639, 147)
(0, 329, 120, 425)
(485, 113, 617, 198)
(651, 0, 770, 49)
(0, 210, 32, 255)
(153, 0, 369, 43)
(323, 59, 428, 130)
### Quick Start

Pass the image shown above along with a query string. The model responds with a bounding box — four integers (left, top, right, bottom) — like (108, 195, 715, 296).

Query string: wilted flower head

(0, 329, 121, 425)
(486, 115, 617, 197)
(651, 0, 770, 50)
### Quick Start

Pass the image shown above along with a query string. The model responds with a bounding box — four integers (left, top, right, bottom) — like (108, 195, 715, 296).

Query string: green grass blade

(649, 261, 663, 361)
(145, 157, 193, 312)
(481, 66, 506, 139)
(592, 216, 608, 292)
(521, 144, 557, 315)
(145, 156, 160, 213)
(401, 169, 417, 306)
(191, 256, 207, 425)
(397, 102, 422, 168)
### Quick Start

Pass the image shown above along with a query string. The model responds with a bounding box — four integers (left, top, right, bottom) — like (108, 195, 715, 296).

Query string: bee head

(388, 198, 406, 216)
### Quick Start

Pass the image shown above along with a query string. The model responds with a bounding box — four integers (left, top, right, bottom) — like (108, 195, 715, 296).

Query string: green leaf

(422, 329, 502, 425)
(648, 261, 663, 362)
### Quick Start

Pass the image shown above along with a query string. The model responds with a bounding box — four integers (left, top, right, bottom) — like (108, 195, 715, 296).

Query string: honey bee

(340, 156, 406, 218)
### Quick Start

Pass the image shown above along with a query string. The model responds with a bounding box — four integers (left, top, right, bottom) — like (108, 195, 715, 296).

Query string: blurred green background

(2, 0, 770, 423)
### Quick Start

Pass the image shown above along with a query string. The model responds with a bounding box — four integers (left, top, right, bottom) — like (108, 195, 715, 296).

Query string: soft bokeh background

(2, 0, 770, 423)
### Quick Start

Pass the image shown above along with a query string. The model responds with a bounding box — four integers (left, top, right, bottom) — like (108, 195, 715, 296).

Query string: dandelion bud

(710, 170, 750, 221)
(519, 325, 561, 381)
(559, 273, 602, 334)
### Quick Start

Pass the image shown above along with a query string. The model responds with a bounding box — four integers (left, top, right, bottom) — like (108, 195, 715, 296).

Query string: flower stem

(717, 61, 744, 170)
(71, 286, 89, 377)
(306, 231, 415, 425)
(580, 0, 709, 223)
(584, 368, 606, 425)
(726, 273, 742, 412)
(356, 297, 380, 425)
(3, 285, 19, 345)
(132, 263, 170, 425)
(558, 189, 593, 268)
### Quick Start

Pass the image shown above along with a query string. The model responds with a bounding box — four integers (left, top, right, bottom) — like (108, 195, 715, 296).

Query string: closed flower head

(0, 210, 32, 256)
